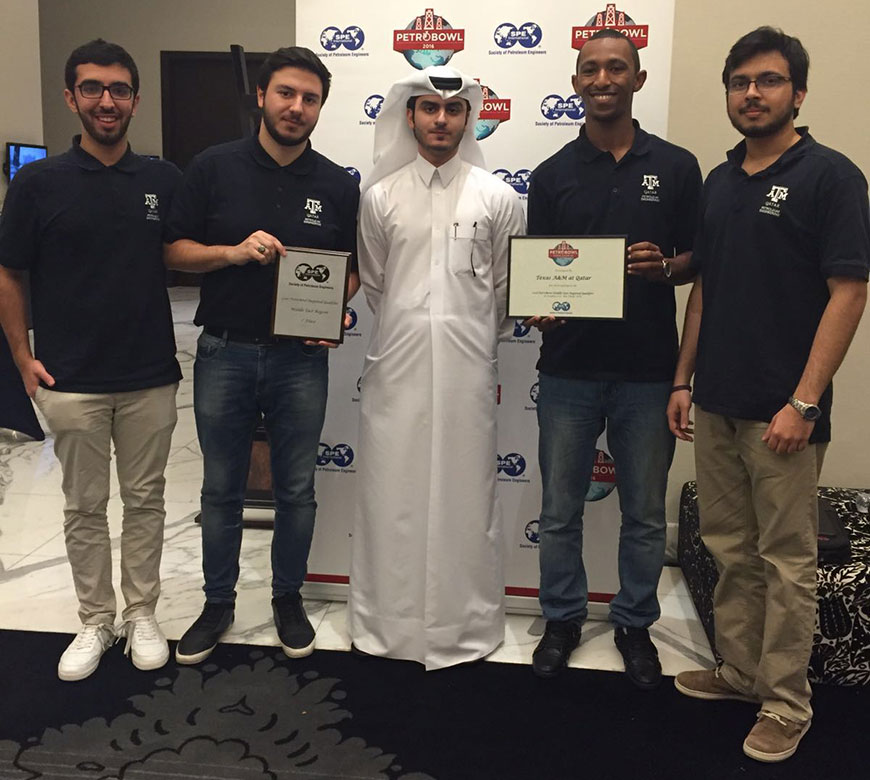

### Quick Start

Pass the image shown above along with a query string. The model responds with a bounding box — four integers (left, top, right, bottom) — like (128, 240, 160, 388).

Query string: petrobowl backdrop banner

(296, 1, 676, 611)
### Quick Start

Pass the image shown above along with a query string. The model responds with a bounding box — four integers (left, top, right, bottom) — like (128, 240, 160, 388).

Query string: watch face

(805, 405, 822, 421)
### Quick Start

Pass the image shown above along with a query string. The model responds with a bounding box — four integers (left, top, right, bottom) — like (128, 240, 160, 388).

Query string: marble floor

(0, 287, 715, 676)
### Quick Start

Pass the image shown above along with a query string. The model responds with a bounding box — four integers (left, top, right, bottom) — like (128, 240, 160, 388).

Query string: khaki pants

(35, 384, 178, 625)
(694, 407, 825, 724)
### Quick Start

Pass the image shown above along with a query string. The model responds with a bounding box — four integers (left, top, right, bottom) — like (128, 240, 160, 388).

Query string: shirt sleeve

(673, 154, 704, 255)
(0, 169, 40, 270)
(357, 186, 389, 314)
(163, 155, 210, 244)
(491, 186, 527, 341)
(817, 170, 870, 281)
(526, 168, 554, 236)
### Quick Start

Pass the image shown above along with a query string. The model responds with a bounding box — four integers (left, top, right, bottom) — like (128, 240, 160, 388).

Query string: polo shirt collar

(69, 134, 141, 173)
(414, 151, 462, 188)
(574, 119, 651, 162)
(726, 126, 814, 174)
(248, 134, 316, 174)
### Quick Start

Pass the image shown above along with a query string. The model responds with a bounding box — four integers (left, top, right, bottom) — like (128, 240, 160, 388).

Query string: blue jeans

(536, 374, 674, 628)
(193, 331, 328, 604)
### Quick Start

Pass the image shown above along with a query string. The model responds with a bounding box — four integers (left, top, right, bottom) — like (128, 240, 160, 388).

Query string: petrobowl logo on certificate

(476, 82, 511, 140)
(549, 241, 580, 267)
(490, 21, 545, 56)
(317, 442, 356, 472)
(586, 449, 617, 501)
(393, 8, 465, 69)
(572, 3, 650, 50)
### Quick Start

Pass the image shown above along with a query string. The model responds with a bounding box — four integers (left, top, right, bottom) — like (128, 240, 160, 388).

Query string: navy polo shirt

(164, 136, 360, 338)
(693, 128, 870, 443)
(528, 122, 702, 381)
(0, 136, 182, 393)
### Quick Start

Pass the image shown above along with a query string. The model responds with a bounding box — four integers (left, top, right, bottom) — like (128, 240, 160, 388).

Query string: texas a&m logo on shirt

(144, 193, 160, 221)
(640, 174, 660, 203)
(304, 197, 323, 226)
(759, 185, 789, 217)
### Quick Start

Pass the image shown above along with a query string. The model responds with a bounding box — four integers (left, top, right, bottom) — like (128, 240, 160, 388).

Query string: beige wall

(38, 0, 296, 156)
(0, 0, 43, 205)
(666, 1, 870, 527)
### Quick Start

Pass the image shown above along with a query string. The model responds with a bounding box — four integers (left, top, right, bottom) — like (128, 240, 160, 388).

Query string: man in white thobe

(349, 66, 526, 669)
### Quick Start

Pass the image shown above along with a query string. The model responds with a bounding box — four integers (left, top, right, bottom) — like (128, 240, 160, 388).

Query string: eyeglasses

(76, 80, 135, 101)
(727, 74, 791, 94)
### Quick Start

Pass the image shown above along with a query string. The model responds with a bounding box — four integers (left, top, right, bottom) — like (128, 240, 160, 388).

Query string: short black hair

(65, 39, 139, 94)
(723, 27, 809, 116)
(257, 46, 331, 104)
(576, 29, 641, 74)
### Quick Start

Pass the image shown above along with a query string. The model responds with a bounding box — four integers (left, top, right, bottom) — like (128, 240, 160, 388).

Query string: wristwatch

(788, 395, 821, 421)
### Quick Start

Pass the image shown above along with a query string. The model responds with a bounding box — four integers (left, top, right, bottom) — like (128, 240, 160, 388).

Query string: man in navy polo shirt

(164, 47, 359, 664)
(668, 27, 869, 762)
(0, 39, 181, 680)
(526, 29, 702, 686)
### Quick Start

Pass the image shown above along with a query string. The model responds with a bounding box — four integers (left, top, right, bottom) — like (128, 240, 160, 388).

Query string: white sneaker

(122, 615, 169, 671)
(58, 624, 115, 681)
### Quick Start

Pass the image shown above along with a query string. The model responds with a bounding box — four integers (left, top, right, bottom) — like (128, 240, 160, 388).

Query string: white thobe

(349, 153, 526, 669)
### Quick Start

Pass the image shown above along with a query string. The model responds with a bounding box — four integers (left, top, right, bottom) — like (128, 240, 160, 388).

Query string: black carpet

(0, 629, 866, 779)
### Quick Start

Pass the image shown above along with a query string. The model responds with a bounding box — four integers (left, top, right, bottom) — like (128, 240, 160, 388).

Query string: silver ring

(257, 244, 267, 254)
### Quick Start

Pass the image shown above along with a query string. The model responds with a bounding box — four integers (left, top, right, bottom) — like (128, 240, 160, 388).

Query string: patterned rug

(0, 629, 867, 779)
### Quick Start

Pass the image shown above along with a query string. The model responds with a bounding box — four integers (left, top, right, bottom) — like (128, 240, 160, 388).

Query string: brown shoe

(674, 667, 757, 703)
(743, 711, 811, 762)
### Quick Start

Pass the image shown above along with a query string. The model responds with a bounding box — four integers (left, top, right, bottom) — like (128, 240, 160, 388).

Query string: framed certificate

(507, 235, 627, 320)
(271, 246, 351, 343)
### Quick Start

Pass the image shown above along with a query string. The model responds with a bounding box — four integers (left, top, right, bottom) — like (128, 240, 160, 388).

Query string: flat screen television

(4, 142, 48, 181)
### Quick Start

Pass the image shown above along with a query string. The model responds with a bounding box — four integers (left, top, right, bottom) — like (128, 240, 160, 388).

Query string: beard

(728, 100, 794, 139)
(78, 108, 133, 147)
(262, 108, 314, 148)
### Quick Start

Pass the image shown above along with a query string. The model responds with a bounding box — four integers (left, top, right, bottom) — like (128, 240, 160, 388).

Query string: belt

(204, 327, 282, 345)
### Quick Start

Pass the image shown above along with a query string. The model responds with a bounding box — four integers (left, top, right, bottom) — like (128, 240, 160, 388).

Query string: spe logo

(529, 382, 540, 404)
(498, 452, 527, 477)
(320, 25, 365, 51)
(540, 94, 584, 120)
(295, 264, 330, 283)
(493, 168, 531, 195)
(524, 519, 540, 545)
(345, 166, 361, 182)
(493, 22, 543, 49)
(363, 94, 384, 119)
(345, 306, 358, 330)
(552, 301, 571, 312)
(317, 442, 355, 468)
(513, 319, 531, 338)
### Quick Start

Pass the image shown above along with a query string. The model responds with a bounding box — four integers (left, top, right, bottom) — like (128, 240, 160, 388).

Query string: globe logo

(356, 376, 362, 393)
(345, 166, 361, 182)
(317, 442, 355, 468)
(540, 94, 585, 121)
(295, 263, 330, 283)
(513, 319, 531, 338)
(364, 94, 385, 119)
(394, 10, 464, 70)
(493, 22, 543, 49)
(524, 520, 540, 544)
(320, 25, 365, 51)
(498, 452, 527, 477)
(529, 382, 540, 404)
(475, 84, 510, 141)
(585, 449, 617, 501)
(493, 168, 531, 195)
(345, 306, 358, 330)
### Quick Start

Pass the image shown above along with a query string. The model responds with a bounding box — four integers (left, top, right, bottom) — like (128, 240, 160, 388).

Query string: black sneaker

(175, 603, 234, 665)
(614, 626, 662, 690)
(272, 593, 315, 658)
(532, 620, 582, 678)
